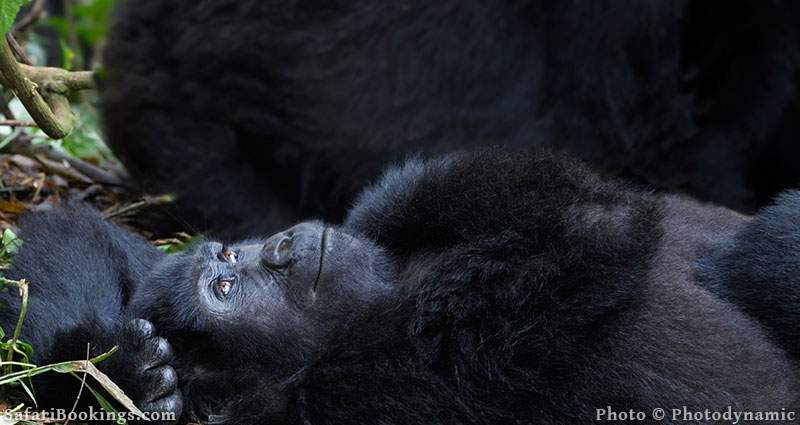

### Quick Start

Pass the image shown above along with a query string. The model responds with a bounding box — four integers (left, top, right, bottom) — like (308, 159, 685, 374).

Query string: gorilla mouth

(312, 227, 332, 291)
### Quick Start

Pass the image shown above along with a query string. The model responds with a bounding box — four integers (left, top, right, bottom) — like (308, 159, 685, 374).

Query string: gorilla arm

(0, 205, 182, 421)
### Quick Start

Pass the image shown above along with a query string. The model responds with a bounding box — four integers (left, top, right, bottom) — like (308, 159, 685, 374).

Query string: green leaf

(83, 381, 128, 424)
(0, 0, 29, 35)
(2, 228, 22, 255)
(59, 38, 75, 70)
(19, 380, 36, 406)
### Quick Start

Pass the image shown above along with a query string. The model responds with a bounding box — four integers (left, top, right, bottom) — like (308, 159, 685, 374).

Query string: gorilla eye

(217, 279, 233, 297)
(219, 248, 238, 263)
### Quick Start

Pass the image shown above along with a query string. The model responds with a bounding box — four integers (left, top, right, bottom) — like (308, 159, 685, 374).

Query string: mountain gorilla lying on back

(2, 149, 799, 424)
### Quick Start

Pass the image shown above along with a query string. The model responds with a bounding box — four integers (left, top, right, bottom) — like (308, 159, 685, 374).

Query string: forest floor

(0, 144, 193, 252)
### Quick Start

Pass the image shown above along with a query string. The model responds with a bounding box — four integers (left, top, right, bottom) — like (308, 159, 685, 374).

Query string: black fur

(6, 150, 799, 424)
(101, 0, 800, 238)
(696, 190, 800, 362)
(0, 206, 182, 423)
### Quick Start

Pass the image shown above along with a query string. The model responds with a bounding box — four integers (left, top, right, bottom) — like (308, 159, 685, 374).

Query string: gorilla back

(101, 0, 800, 238)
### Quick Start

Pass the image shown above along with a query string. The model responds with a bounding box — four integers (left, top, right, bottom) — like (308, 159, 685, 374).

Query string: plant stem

(1, 277, 29, 375)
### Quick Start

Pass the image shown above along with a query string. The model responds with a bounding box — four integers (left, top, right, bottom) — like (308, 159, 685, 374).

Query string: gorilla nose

(262, 222, 324, 269)
(262, 231, 295, 268)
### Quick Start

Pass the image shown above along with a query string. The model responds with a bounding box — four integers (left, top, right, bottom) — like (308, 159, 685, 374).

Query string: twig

(69, 358, 145, 418)
(63, 343, 91, 425)
(0, 277, 29, 375)
(5, 34, 32, 66)
(41, 147, 129, 187)
(11, 0, 48, 34)
(31, 171, 45, 202)
(5, 136, 130, 187)
(0, 119, 36, 127)
(104, 194, 176, 219)
(34, 153, 92, 183)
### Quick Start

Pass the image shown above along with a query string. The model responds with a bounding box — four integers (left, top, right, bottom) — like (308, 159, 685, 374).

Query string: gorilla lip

(312, 227, 332, 292)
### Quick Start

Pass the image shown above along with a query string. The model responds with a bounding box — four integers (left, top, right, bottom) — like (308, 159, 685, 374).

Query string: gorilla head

(132, 222, 395, 354)
(129, 222, 399, 422)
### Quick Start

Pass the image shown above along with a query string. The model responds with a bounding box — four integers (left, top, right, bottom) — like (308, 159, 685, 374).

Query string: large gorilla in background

(101, 0, 800, 239)
(3, 149, 799, 424)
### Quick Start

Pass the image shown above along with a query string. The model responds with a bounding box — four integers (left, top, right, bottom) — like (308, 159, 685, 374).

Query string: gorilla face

(131, 222, 397, 361)
(127, 222, 399, 422)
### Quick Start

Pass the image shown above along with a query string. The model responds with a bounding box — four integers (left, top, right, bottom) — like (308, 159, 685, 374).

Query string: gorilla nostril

(276, 237, 293, 258)
(263, 233, 294, 268)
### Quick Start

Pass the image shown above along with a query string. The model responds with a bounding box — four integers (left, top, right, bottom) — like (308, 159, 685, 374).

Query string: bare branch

(5, 135, 130, 187)
(0, 39, 73, 138)
(104, 194, 176, 219)
(0, 119, 36, 127)
(5, 34, 32, 65)
(5, 63, 96, 93)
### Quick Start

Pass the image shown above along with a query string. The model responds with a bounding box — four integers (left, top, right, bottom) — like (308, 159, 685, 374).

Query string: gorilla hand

(114, 319, 183, 424)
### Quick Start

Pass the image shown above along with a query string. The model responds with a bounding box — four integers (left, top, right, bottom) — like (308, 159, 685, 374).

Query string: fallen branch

(5, 136, 130, 187)
(104, 194, 176, 219)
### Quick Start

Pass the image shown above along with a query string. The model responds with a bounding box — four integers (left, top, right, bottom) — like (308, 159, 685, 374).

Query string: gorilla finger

(129, 318, 156, 340)
(147, 365, 179, 399)
(144, 337, 175, 369)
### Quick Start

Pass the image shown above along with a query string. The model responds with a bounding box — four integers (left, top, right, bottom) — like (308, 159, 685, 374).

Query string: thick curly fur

(101, 0, 800, 238)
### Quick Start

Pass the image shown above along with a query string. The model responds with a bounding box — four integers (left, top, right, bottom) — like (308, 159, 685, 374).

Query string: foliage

(0, 0, 29, 35)
(48, 0, 115, 69)
(0, 229, 21, 268)
(49, 0, 114, 47)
